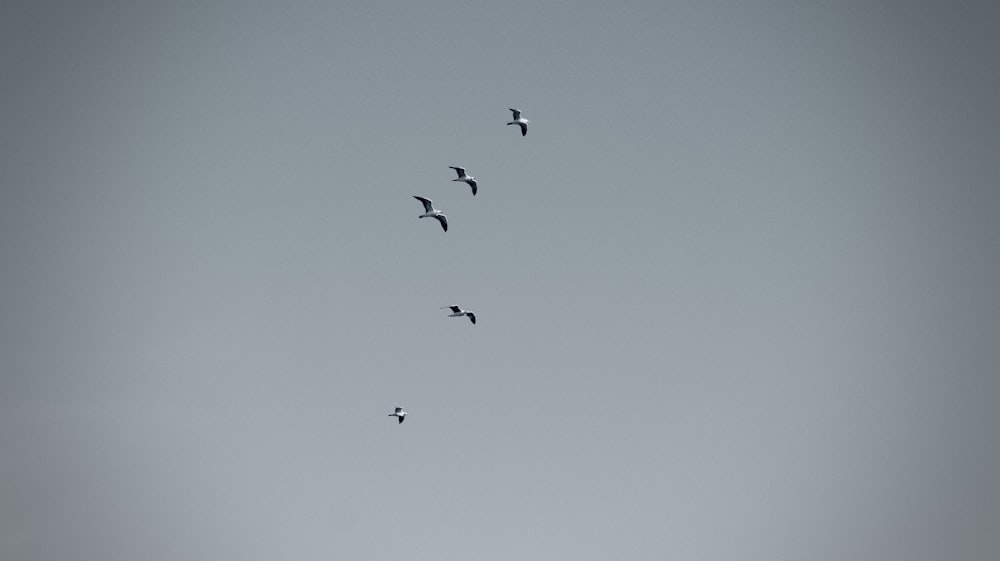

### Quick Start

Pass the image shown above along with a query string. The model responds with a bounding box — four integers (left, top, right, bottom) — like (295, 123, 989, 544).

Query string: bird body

(389, 407, 407, 424)
(441, 305, 476, 325)
(506, 108, 529, 136)
(449, 166, 478, 196)
(413, 196, 448, 232)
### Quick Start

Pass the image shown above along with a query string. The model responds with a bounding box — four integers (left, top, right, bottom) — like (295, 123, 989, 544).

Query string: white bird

(507, 108, 529, 137)
(449, 166, 478, 196)
(441, 305, 476, 325)
(413, 196, 448, 232)
(388, 406, 407, 424)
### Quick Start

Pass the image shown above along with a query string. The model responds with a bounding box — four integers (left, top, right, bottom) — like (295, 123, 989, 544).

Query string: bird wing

(449, 166, 465, 177)
(509, 108, 521, 119)
(467, 312, 476, 324)
(435, 214, 448, 232)
(470, 181, 477, 196)
(398, 415, 405, 424)
(518, 122, 527, 136)
(413, 196, 433, 213)
(394, 407, 402, 414)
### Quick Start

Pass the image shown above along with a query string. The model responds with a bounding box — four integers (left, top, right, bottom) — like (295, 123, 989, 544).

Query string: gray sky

(2, 1, 998, 560)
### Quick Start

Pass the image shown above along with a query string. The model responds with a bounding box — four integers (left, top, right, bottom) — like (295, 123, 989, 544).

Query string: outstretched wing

(434, 214, 448, 232)
(398, 415, 405, 424)
(449, 166, 465, 177)
(413, 195, 433, 213)
(509, 108, 521, 120)
(467, 312, 476, 325)
(518, 122, 527, 136)
(394, 407, 402, 414)
(469, 180, 477, 196)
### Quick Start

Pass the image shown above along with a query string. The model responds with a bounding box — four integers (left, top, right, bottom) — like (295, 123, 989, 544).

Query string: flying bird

(413, 196, 448, 232)
(506, 108, 529, 137)
(449, 166, 478, 196)
(388, 407, 407, 424)
(441, 305, 476, 325)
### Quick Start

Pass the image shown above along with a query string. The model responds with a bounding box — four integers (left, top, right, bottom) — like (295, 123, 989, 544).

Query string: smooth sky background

(2, 1, 998, 560)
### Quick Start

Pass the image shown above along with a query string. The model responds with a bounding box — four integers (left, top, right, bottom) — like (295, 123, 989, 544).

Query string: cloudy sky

(1, 1, 998, 560)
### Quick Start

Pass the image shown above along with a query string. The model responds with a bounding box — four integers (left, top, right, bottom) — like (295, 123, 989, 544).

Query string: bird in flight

(507, 108, 529, 137)
(449, 166, 478, 196)
(389, 406, 407, 424)
(441, 305, 476, 325)
(413, 196, 448, 232)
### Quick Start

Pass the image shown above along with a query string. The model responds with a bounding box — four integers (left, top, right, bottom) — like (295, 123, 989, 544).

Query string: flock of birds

(389, 108, 528, 425)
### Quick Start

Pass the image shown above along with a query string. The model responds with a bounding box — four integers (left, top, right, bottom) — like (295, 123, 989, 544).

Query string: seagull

(441, 305, 476, 325)
(388, 406, 407, 424)
(449, 166, 478, 196)
(507, 108, 529, 137)
(413, 196, 448, 232)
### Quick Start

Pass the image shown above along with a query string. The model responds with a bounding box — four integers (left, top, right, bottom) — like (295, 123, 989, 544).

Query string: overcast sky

(2, 1, 998, 560)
